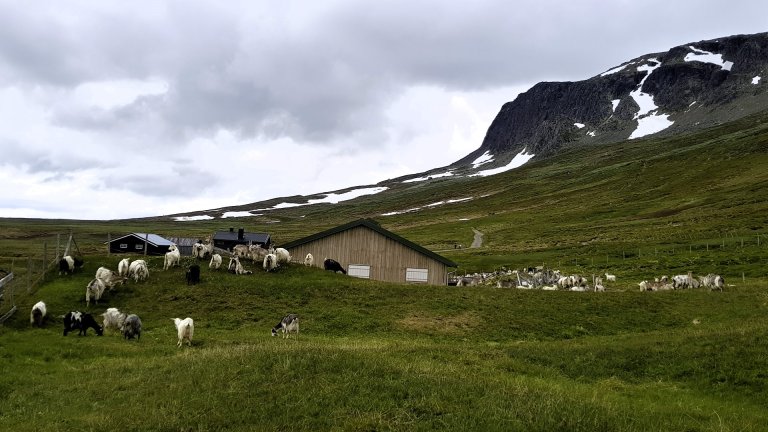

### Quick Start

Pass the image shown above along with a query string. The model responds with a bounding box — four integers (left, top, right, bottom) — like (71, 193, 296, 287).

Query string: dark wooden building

(108, 233, 175, 256)
(281, 219, 457, 285)
(212, 228, 271, 252)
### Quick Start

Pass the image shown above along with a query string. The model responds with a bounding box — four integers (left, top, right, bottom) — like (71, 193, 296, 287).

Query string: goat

(63, 311, 103, 336)
(121, 314, 142, 340)
(118, 258, 131, 277)
(263, 253, 278, 272)
(304, 253, 314, 267)
(163, 244, 181, 270)
(30, 301, 46, 327)
(249, 244, 268, 263)
(101, 307, 127, 332)
(128, 259, 149, 282)
(232, 244, 250, 258)
(209, 253, 222, 270)
(173, 317, 194, 347)
(699, 273, 725, 291)
(58, 255, 84, 275)
(271, 313, 299, 339)
(186, 264, 201, 285)
(228, 256, 251, 275)
(85, 278, 107, 306)
(323, 258, 346, 274)
(274, 247, 291, 265)
(604, 273, 617, 282)
(95, 266, 126, 291)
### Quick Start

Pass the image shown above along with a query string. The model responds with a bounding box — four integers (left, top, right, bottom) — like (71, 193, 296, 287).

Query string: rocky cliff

(453, 32, 768, 170)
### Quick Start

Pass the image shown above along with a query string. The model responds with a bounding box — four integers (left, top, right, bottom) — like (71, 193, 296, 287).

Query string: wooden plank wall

(287, 226, 448, 285)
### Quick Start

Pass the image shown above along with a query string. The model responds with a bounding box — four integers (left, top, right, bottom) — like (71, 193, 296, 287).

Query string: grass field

(1, 256, 767, 431)
(1, 112, 768, 430)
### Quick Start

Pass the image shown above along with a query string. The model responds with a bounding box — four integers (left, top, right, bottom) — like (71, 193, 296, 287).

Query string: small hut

(212, 228, 271, 252)
(107, 233, 175, 256)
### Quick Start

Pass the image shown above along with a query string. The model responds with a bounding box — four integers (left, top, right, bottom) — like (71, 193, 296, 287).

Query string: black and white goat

(271, 314, 299, 339)
(63, 311, 103, 336)
(59, 255, 84, 275)
(30, 301, 46, 327)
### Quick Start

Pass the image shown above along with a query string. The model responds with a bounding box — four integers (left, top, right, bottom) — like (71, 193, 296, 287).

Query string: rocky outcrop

(454, 32, 768, 169)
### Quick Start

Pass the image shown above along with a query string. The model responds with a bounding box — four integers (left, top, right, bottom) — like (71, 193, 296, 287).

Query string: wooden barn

(281, 219, 457, 285)
(107, 233, 175, 256)
(213, 228, 271, 252)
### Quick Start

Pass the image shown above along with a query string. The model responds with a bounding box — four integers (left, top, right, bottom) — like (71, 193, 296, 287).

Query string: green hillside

(1, 111, 768, 430)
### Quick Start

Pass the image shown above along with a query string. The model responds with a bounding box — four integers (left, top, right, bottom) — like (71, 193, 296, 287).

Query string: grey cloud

(3, 0, 768, 148)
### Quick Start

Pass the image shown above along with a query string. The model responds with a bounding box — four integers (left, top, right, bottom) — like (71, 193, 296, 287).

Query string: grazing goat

(594, 276, 605, 292)
(271, 314, 299, 339)
(604, 273, 617, 282)
(209, 253, 222, 270)
(58, 255, 84, 275)
(95, 266, 126, 291)
(122, 314, 142, 340)
(274, 247, 291, 265)
(164, 244, 181, 270)
(101, 307, 127, 332)
(30, 301, 46, 327)
(232, 244, 250, 258)
(63, 311, 103, 336)
(304, 253, 314, 267)
(263, 253, 278, 272)
(249, 245, 268, 263)
(323, 258, 346, 275)
(186, 265, 201, 285)
(699, 273, 725, 291)
(85, 278, 107, 306)
(173, 317, 194, 347)
(118, 258, 131, 277)
(128, 260, 149, 282)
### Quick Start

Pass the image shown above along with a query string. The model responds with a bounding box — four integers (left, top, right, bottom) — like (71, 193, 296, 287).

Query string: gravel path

(470, 228, 484, 248)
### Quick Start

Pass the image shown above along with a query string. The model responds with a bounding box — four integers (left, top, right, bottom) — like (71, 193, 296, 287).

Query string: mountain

(452, 32, 768, 170)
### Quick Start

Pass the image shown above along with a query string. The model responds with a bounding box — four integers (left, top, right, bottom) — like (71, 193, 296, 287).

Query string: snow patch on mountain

(685, 46, 733, 71)
(471, 148, 535, 177)
(628, 59, 674, 140)
(402, 171, 454, 183)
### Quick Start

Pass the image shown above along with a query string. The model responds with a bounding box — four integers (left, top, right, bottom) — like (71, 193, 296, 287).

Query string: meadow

(1, 111, 768, 430)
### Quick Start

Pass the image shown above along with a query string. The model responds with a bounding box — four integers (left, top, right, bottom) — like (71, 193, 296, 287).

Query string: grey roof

(109, 233, 174, 247)
(213, 231, 271, 244)
(166, 237, 204, 247)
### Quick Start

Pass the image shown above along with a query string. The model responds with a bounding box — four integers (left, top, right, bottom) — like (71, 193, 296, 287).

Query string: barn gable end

(282, 219, 457, 285)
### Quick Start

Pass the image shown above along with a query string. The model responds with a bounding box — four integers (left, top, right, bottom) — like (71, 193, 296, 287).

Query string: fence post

(56, 233, 60, 260)
(108, 233, 111, 256)
(144, 233, 149, 256)
(27, 257, 32, 294)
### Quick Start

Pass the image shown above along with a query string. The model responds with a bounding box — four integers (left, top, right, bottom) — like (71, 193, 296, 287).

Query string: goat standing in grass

(272, 314, 299, 339)
(173, 317, 194, 347)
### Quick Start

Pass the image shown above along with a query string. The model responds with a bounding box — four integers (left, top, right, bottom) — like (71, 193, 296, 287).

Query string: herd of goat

(35, 240, 726, 346)
(454, 267, 725, 292)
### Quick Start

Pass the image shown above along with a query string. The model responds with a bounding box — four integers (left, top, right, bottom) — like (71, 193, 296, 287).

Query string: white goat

(95, 266, 125, 291)
(128, 259, 149, 282)
(101, 307, 127, 332)
(209, 253, 222, 270)
(163, 244, 181, 270)
(263, 253, 278, 272)
(86, 278, 106, 306)
(232, 244, 250, 258)
(249, 244, 268, 263)
(304, 253, 314, 267)
(118, 258, 131, 277)
(274, 247, 291, 265)
(604, 273, 617, 282)
(173, 317, 194, 348)
(30, 301, 46, 327)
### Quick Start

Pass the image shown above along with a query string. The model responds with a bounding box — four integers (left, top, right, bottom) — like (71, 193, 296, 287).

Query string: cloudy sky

(1, 1, 766, 220)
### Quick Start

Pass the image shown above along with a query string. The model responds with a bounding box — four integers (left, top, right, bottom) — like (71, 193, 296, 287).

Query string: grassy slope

(2, 112, 768, 430)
